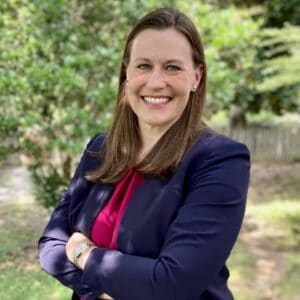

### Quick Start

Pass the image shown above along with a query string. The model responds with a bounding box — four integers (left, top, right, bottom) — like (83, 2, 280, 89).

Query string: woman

(38, 7, 250, 300)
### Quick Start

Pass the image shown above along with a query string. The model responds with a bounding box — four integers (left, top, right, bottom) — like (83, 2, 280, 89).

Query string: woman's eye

(137, 64, 151, 70)
(166, 65, 180, 72)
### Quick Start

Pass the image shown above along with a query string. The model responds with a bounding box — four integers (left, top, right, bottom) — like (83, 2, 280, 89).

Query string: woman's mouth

(142, 96, 172, 104)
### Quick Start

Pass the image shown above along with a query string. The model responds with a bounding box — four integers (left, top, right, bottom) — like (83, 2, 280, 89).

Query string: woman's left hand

(65, 232, 96, 270)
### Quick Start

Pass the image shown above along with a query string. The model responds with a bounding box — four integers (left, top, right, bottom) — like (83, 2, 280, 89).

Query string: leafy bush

(1, 0, 298, 207)
(30, 166, 69, 209)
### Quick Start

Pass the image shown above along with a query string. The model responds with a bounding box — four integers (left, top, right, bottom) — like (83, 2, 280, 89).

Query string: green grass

(0, 267, 71, 300)
(0, 204, 40, 261)
(247, 200, 300, 249)
(0, 203, 71, 300)
(228, 243, 258, 300)
(275, 254, 300, 300)
(227, 163, 300, 299)
(228, 200, 300, 299)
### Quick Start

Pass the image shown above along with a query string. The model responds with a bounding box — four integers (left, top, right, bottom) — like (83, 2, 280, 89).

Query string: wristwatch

(72, 242, 94, 267)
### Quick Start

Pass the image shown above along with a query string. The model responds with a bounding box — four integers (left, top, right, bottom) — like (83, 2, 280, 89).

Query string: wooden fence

(216, 126, 300, 161)
(3, 127, 300, 163)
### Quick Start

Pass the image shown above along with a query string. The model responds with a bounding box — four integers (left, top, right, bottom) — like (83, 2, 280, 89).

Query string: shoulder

(74, 133, 107, 174)
(85, 132, 107, 152)
(187, 129, 250, 164)
(176, 130, 250, 201)
(182, 129, 250, 197)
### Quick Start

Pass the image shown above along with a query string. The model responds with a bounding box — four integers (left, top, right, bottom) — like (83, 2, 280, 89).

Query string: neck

(137, 123, 168, 163)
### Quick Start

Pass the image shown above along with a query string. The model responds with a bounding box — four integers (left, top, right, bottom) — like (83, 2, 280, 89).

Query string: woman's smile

(142, 96, 171, 104)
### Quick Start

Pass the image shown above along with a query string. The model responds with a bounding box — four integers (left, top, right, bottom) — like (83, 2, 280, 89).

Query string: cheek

(127, 81, 144, 98)
(127, 70, 147, 91)
(125, 78, 144, 106)
(173, 82, 192, 101)
(173, 73, 192, 91)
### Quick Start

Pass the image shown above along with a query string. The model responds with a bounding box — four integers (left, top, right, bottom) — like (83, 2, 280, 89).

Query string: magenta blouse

(81, 167, 144, 299)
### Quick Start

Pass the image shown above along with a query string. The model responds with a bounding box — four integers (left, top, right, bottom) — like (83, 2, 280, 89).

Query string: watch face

(74, 243, 88, 257)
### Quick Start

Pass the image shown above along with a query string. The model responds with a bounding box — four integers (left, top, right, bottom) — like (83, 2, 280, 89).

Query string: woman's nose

(146, 68, 167, 89)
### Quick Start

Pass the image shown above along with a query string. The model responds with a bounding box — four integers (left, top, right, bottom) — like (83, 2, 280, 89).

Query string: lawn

(0, 203, 71, 300)
(0, 162, 299, 299)
(228, 162, 300, 300)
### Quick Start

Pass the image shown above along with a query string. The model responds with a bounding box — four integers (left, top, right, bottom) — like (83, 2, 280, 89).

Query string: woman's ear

(194, 64, 203, 87)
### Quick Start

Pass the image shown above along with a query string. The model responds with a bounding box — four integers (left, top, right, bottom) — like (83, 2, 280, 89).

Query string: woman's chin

(140, 119, 176, 132)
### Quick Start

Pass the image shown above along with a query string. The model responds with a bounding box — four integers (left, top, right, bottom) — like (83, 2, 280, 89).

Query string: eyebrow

(134, 58, 184, 65)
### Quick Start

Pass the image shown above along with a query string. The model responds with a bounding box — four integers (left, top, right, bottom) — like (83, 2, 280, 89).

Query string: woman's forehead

(129, 28, 194, 63)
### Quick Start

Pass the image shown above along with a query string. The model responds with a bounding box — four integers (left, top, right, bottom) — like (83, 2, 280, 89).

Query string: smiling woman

(38, 7, 250, 300)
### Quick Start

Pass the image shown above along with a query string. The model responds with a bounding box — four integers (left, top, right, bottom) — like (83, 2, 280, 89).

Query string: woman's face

(125, 28, 202, 134)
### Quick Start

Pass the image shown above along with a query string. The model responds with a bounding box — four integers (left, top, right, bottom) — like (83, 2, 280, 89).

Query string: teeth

(143, 97, 170, 104)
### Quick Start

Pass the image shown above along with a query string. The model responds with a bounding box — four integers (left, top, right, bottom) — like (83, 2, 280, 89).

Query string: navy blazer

(38, 130, 250, 300)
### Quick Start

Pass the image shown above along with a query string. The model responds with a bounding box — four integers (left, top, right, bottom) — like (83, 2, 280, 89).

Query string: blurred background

(0, 0, 299, 299)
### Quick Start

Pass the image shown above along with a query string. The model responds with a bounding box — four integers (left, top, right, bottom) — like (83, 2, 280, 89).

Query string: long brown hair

(86, 7, 208, 184)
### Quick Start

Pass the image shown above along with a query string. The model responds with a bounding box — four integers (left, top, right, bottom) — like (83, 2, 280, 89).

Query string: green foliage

(191, 0, 300, 122)
(258, 25, 300, 90)
(30, 166, 69, 209)
(211, 0, 300, 27)
(0, 0, 186, 207)
(0, 115, 18, 167)
(1, 0, 299, 206)
(178, 2, 262, 114)
(254, 24, 300, 115)
(246, 110, 277, 127)
(0, 0, 171, 207)
(263, 0, 300, 27)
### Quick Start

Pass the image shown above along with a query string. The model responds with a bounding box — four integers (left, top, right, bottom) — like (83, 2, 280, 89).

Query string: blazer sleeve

(80, 138, 250, 300)
(38, 134, 104, 299)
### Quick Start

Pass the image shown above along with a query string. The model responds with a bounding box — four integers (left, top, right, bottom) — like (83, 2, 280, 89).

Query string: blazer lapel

(75, 183, 114, 237)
